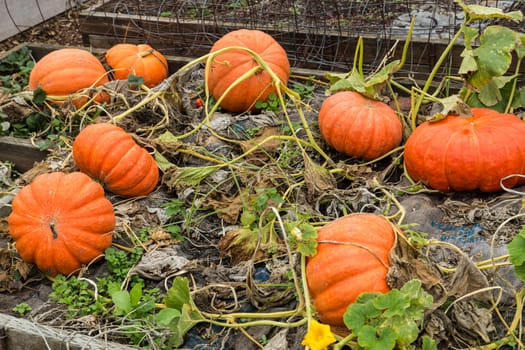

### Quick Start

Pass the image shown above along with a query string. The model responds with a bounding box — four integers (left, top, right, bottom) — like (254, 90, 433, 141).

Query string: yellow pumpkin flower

(301, 319, 337, 350)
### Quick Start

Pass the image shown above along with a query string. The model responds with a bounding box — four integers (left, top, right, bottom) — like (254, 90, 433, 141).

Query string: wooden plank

(1, 42, 194, 74)
(20, 40, 397, 83)
(0, 137, 48, 173)
(27, 43, 104, 60)
(78, 6, 467, 79)
(0, 313, 135, 350)
(77, 0, 525, 84)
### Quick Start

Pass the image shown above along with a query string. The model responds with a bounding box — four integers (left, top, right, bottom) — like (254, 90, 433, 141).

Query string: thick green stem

(505, 57, 523, 114)
(411, 27, 466, 130)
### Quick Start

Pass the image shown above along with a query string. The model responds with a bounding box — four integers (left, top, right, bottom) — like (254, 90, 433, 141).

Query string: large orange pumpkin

(105, 43, 169, 87)
(206, 29, 290, 113)
(306, 213, 396, 328)
(29, 48, 110, 108)
(72, 123, 159, 197)
(318, 91, 403, 160)
(7, 172, 115, 276)
(404, 108, 525, 192)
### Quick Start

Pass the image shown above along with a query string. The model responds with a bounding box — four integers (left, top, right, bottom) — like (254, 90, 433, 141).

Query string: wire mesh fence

(77, 0, 522, 79)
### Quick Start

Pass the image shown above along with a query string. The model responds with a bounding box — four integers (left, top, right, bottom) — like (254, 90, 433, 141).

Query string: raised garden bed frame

(78, 1, 470, 82)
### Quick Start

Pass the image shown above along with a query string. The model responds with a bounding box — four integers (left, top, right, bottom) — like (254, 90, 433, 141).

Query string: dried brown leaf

(239, 127, 282, 164)
(450, 300, 496, 343)
(246, 259, 295, 309)
(303, 153, 336, 198)
(203, 192, 243, 224)
(218, 227, 264, 263)
(444, 253, 491, 301)
(387, 234, 447, 308)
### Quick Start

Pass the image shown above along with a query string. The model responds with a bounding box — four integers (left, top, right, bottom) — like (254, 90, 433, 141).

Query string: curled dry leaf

(203, 192, 243, 225)
(131, 246, 189, 281)
(450, 300, 496, 343)
(246, 259, 296, 309)
(387, 234, 447, 307)
(303, 153, 336, 199)
(239, 127, 283, 165)
(218, 227, 266, 264)
(443, 253, 491, 300)
(387, 230, 499, 346)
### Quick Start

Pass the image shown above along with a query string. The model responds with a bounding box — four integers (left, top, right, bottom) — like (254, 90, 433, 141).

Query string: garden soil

(1, 2, 525, 350)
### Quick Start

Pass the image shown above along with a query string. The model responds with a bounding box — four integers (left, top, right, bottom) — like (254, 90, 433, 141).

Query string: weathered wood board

(0, 137, 48, 173)
(78, 4, 468, 81)
(0, 313, 136, 350)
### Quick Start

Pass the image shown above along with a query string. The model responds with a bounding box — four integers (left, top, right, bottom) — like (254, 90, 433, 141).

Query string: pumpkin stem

(138, 49, 154, 58)
(139, 49, 169, 75)
(49, 222, 58, 240)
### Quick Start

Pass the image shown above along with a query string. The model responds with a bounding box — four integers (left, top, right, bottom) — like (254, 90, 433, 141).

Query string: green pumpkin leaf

(164, 277, 192, 310)
(154, 151, 174, 172)
(458, 27, 480, 75)
(387, 318, 420, 346)
(343, 279, 433, 349)
(512, 86, 525, 109)
(327, 69, 367, 95)
(128, 74, 144, 87)
(159, 303, 205, 348)
(155, 130, 180, 143)
(165, 164, 223, 187)
(366, 60, 401, 86)
(468, 26, 517, 89)
(344, 293, 382, 330)
(373, 289, 410, 318)
(364, 60, 401, 98)
(401, 279, 433, 313)
(428, 95, 472, 122)
(35, 139, 53, 151)
(507, 226, 525, 281)
(32, 86, 47, 105)
(480, 26, 518, 52)
(286, 222, 318, 257)
(463, 26, 480, 47)
(467, 76, 518, 111)
(327, 60, 401, 100)
(458, 48, 477, 76)
(161, 277, 204, 346)
(325, 31, 405, 100)
(357, 325, 397, 350)
(156, 307, 181, 326)
(477, 75, 516, 106)
(422, 335, 438, 350)
(464, 4, 523, 23)
(324, 72, 349, 85)
(170, 304, 204, 347)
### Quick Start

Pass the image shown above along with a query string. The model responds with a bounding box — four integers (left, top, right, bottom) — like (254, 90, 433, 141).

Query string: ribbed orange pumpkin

(206, 29, 290, 113)
(29, 48, 110, 108)
(404, 108, 525, 192)
(7, 172, 115, 276)
(318, 91, 403, 160)
(105, 43, 169, 87)
(306, 213, 396, 328)
(73, 123, 159, 197)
